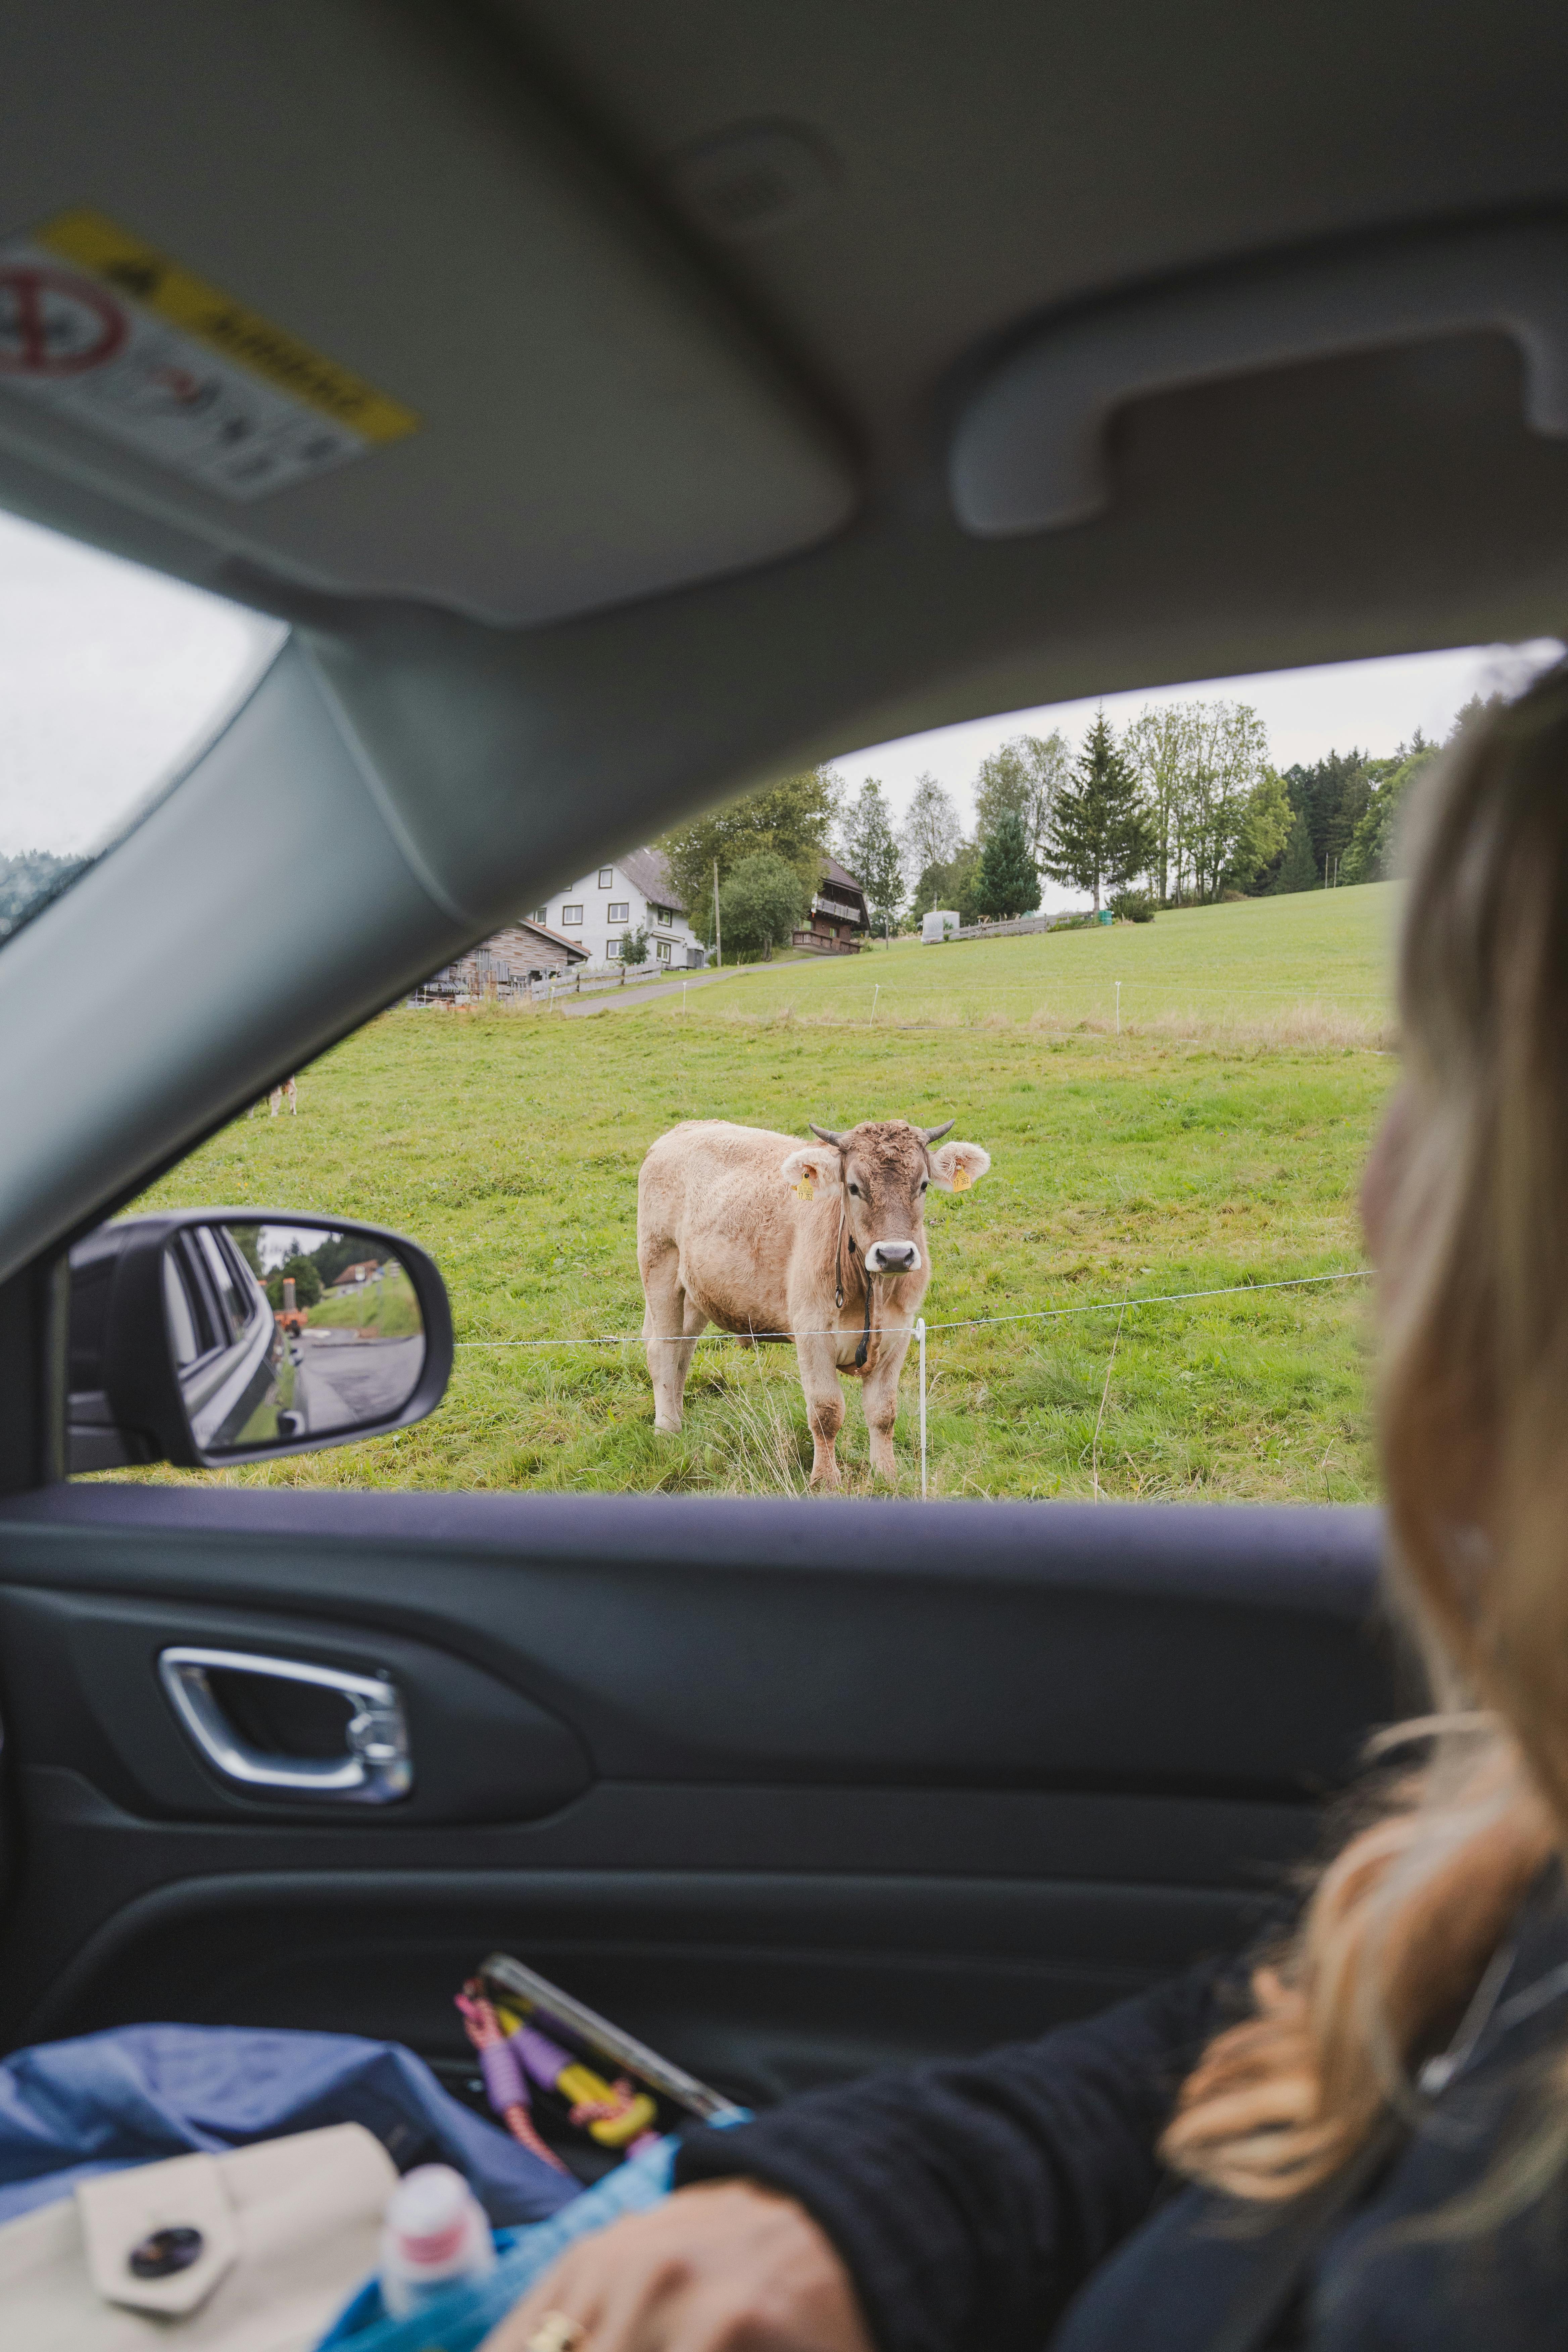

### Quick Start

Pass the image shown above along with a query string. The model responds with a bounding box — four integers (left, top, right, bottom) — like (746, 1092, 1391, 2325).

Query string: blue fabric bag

(315, 2133, 682, 2352)
(0, 2023, 580, 2228)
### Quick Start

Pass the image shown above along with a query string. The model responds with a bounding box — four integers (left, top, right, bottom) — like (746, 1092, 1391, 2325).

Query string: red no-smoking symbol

(0, 265, 127, 376)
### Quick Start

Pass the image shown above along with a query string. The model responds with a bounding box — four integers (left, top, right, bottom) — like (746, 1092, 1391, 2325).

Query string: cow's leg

(860, 1323, 913, 1485)
(640, 1246, 704, 1432)
(794, 1336, 846, 1488)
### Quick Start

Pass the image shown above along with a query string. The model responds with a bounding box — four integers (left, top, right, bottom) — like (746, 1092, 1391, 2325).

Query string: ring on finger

(527, 2312, 587, 2352)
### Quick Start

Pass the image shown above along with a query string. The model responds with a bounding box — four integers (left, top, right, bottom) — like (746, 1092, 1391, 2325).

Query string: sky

(833, 642, 1565, 821)
(0, 503, 1560, 880)
(0, 508, 284, 859)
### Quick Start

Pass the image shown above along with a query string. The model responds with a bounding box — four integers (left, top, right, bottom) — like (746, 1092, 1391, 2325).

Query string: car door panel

(0, 1487, 1395, 2110)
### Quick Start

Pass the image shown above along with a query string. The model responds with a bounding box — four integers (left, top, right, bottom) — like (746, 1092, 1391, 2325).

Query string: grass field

(120, 883, 1402, 1502)
(705, 881, 1396, 1043)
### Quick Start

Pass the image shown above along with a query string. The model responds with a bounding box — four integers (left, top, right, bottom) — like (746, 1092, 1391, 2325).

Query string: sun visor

(0, 3, 856, 625)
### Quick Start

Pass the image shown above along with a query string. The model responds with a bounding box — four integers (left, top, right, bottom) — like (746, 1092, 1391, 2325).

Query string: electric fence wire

(452, 1267, 1370, 1350)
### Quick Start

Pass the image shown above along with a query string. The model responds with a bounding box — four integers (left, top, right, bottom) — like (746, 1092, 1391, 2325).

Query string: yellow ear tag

(952, 1165, 972, 1192)
(795, 1175, 816, 1200)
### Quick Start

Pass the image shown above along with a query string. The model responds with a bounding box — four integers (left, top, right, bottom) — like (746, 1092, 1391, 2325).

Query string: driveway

(555, 967, 756, 1017)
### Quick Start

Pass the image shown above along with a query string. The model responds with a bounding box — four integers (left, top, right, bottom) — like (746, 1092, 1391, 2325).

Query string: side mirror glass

(68, 1211, 453, 1473)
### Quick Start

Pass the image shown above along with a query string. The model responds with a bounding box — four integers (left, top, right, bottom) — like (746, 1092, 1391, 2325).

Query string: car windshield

(0, 509, 284, 947)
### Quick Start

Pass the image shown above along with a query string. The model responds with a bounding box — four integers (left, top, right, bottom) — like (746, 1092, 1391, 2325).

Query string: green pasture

(710, 879, 1397, 1041)
(117, 885, 1401, 1502)
(307, 1264, 421, 1336)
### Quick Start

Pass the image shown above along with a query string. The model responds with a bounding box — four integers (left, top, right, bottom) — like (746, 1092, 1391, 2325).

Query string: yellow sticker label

(37, 210, 419, 443)
(952, 1165, 972, 1191)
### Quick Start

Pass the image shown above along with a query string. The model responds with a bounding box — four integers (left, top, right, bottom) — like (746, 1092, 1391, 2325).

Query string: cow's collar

(831, 1198, 876, 1369)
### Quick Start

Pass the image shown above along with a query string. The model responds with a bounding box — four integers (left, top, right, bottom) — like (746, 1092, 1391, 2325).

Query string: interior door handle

(157, 1646, 413, 1804)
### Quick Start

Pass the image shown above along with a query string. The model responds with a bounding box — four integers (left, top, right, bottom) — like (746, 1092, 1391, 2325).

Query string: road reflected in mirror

(165, 1223, 426, 1453)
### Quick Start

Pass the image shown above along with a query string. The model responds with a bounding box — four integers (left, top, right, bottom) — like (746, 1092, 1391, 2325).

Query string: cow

(637, 1117, 991, 1487)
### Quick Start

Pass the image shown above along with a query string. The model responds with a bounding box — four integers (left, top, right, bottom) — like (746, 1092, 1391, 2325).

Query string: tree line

(653, 691, 1504, 953)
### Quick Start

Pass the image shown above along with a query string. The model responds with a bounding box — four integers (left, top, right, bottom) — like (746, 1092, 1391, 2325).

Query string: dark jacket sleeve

(673, 1960, 1234, 2352)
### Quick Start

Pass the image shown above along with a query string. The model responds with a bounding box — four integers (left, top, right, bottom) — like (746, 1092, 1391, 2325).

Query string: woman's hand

(480, 2179, 875, 2352)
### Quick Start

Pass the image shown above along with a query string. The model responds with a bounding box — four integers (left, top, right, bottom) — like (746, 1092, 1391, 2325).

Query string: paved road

(555, 967, 756, 1018)
(292, 1332, 424, 1429)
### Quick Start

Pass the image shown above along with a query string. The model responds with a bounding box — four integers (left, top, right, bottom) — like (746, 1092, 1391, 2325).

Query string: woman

(488, 674, 1568, 2350)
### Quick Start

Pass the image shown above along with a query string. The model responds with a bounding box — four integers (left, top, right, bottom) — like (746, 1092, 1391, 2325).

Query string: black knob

(128, 2225, 205, 2279)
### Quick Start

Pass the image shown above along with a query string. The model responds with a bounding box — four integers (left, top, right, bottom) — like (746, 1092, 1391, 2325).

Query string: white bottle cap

(386, 2166, 477, 2273)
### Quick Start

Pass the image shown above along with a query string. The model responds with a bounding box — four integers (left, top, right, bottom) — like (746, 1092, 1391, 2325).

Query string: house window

(530, 908, 547, 923)
(607, 901, 629, 922)
(651, 904, 672, 928)
(656, 937, 672, 962)
(560, 905, 584, 926)
(606, 938, 622, 959)
(598, 868, 614, 888)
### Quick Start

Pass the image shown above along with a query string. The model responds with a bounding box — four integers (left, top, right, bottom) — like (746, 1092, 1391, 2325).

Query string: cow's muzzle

(864, 1239, 921, 1275)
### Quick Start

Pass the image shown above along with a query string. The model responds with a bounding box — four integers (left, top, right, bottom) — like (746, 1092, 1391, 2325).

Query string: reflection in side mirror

(68, 1211, 452, 1474)
(175, 1224, 427, 1453)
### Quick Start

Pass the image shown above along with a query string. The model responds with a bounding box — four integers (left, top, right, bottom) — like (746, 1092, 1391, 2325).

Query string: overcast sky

(0, 508, 283, 859)
(833, 640, 1565, 825)
(0, 503, 1561, 877)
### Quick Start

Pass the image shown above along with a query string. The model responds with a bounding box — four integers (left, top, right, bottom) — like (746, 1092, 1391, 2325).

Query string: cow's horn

(918, 1119, 956, 1144)
(808, 1122, 846, 1148)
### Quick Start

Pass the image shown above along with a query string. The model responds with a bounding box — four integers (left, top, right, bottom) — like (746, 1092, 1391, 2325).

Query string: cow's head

(780, 1119, 992, 1276)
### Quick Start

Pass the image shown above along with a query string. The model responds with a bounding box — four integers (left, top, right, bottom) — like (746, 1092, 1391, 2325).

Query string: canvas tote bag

(0, 2120, 397, 2350)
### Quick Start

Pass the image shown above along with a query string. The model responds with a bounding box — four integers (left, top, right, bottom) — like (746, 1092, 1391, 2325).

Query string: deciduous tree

(1123, 704, 1198, 905)
(910, 840, 982, 927)
(1179, 701, 1271, 902)
(718, 852, 808, 960)
(1340, 740, 1440, 882)
(901, 772, 962, 875)
(656, 768, 839, 934)
(837, 778, 905, 933)
(1228, 766, 1292, 893)
(973, 732, 1068, 863)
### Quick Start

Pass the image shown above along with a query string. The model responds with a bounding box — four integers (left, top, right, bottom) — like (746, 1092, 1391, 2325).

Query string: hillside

(684, 881, 1399, 1041)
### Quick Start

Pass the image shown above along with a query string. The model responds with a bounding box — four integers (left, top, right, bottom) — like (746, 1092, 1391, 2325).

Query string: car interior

(0, 0, 1561, 2136)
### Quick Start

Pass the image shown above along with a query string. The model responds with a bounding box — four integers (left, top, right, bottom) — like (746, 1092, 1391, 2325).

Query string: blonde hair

(1163, 671, 1568, 2206)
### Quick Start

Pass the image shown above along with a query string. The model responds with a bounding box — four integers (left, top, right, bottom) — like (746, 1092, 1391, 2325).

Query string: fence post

(916, 1316, 927, 1498)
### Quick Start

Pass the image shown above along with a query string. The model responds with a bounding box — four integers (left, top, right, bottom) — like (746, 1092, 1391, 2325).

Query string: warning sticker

(0, 209, 420, 502)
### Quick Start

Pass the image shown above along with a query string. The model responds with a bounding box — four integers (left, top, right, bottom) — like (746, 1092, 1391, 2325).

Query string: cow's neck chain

(832, 1193, 876, 1370)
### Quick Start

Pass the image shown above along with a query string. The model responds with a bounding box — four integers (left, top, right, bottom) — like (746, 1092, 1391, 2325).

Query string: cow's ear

(928, 1142, 991, 1194)
(781, 1145, 840, 1200)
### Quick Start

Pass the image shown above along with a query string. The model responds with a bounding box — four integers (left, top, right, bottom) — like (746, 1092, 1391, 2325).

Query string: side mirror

(67, 1211, 454, 1474)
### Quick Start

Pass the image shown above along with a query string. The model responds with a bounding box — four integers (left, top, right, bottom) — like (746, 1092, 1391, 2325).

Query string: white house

(526, 846, 706, 970)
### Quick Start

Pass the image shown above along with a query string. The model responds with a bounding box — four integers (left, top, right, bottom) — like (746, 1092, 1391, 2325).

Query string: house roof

(504, 917, 590, 963)
(818, 854, 870, 922)
(619, 845, 687, 911)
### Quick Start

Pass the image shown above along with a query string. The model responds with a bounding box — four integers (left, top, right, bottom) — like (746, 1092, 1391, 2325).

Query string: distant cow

(251, 1076, 297, 1118)
(637, 1117, 991, 1486)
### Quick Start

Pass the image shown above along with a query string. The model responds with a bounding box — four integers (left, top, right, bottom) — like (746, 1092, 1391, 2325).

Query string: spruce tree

(973, 809, 1041, 920)
(1270, 807, 1319, 894)
(1041, 715, 1155, 913)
